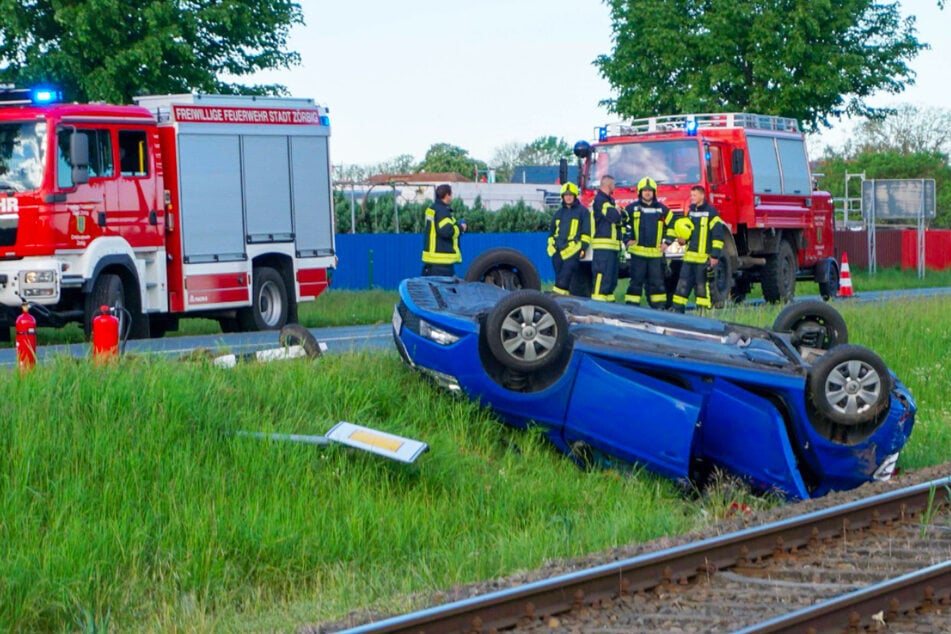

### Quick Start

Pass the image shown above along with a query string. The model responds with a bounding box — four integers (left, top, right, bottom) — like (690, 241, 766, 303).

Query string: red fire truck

(574, 113, 838, 304)
(0, 88, 336, 338)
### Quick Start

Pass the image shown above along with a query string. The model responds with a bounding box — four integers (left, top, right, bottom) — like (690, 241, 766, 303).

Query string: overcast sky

(252, 0, 950, 167)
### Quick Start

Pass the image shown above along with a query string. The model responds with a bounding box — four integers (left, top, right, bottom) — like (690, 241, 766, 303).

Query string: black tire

(731, 276, 752, 304)
(818, 260, 840, 301)
(237, 267, 288, 331)
(219, 317, 240, 333)
(761, 239, 797, 303)
(84, 273, 124, 339)
(465, 248, 541, 291)
(808, 344, 892, 426)
(148, 315, 178, 339)
(278, 323, 321, 358)
(773, 300, 848, 351)
(709, 255, 734, 308)
(485, 290, 568, 373)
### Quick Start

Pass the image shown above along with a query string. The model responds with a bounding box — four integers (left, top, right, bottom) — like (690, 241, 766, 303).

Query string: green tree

(0, 1, 303, 102)
(490, 141, 523, 183)
(417, 143, 486, 179)
(596, 0, 928, 131)
(818, 150, 951, 227)
(516, 136, 573, 165)
(850, 104, 951, 156)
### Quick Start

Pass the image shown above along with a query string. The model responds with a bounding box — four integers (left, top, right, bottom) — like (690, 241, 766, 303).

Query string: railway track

(339, 477, 951, 633)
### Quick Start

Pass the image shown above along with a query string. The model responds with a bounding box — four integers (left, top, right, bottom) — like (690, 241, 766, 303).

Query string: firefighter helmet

(673, 216, 694, 241)
(637, 177, 657, 192)
(561, 182, 579, 196)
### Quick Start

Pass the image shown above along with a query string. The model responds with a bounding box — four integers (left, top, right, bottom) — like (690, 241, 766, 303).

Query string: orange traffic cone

(837, 252, 854, 298)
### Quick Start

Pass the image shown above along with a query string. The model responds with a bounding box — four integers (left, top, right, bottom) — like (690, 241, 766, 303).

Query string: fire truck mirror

(70, 131, 89, 184)
(731, 148, 745, 175)
(558, 159, 568, 185)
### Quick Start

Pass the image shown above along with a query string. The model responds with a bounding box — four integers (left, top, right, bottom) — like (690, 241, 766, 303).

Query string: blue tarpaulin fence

(331, 232, 553, 290)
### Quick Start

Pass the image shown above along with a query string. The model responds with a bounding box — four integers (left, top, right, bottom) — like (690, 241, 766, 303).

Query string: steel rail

(340, 476, 951, 634)
(735, 559, 951, 633)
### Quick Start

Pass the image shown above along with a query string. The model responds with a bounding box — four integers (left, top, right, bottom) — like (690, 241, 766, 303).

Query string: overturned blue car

(392, 249, 916, 499)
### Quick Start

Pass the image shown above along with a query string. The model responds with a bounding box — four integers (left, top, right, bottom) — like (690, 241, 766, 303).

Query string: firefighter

(547, 182, 591, 296)
(623, 177, 669, 308)
(421, 184, 466, 276)
(669, 185, 725, 313)
(590, 175, 622, 301)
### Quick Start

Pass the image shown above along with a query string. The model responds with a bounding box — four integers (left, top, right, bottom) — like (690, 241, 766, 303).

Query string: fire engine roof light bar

(601, 112, 801, 138)
(0, 85, 63, 106)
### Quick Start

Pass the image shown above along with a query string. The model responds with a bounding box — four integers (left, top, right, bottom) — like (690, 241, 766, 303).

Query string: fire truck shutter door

(291, 136, 334, 257)
(178, 134, 246, 263)
(243, 136, 293, 242)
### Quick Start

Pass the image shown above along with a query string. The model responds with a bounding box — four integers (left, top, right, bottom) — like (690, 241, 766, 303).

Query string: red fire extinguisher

(92, 305, 119, 362)
(15, 302, 37, 372)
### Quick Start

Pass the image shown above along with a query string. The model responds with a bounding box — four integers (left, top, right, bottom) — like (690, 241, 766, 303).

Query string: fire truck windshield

(587, 139, 702, 188)
(0, 121, 46, 192)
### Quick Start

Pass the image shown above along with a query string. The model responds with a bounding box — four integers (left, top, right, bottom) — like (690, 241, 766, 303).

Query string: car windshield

(0, 121, 47, 192)
(587, 139, 701, 188)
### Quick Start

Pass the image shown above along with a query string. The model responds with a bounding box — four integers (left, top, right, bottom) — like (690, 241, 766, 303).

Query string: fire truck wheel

(278, 323, 321, 358)
(218, 317, 240, 333)
(709, 256, 734, 308)
(84, 273, 125, 339)
(762, 239, 797, 303)
(238, 267, 288, 331)
(818, 260, 840, 301)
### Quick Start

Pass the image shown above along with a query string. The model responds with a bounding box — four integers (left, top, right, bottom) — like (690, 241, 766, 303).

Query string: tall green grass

(2, 296, 949, 632)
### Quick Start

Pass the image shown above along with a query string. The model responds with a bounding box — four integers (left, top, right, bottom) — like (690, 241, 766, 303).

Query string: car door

(562, 354, 702, 481)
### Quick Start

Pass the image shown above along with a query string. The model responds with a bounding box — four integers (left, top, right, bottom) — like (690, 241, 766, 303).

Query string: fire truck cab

(0, 88, 335, 338)
(575, 113, 837, 303)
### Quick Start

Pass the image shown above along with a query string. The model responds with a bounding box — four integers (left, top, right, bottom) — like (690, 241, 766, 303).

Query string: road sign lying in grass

(233, 422, 429, 464)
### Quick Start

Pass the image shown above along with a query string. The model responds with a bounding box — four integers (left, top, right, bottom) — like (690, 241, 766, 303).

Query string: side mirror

(558, 159, 568, 185)
(731, 148, 745, 175)
(70, 132, 89, 185)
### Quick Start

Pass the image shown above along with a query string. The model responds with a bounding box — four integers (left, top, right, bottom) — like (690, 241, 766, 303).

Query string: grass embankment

(2, 294, 950, 632)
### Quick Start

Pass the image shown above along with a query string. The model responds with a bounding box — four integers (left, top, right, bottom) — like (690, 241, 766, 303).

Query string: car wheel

(278, 323, 322, 358)
(485, 290, 568, 373)
(465, 248, 541, 291)
(808, 344, 892, 426)
(237, 267, 289, 331)
(762, 239, 797, 303)
(773, 300, 848, 351)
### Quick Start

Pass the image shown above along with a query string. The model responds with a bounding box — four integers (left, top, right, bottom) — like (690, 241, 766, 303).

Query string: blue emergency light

(598, 126, 608, 142)
(319, 114, 330, 126)
(684, 116, 698, 136)
(31, 88, 62, 104)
